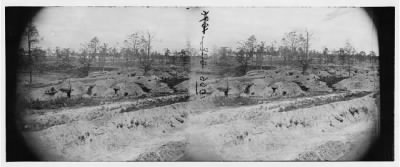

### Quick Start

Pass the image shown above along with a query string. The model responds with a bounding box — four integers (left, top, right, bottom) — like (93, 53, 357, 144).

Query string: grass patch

(277, 91, 371, 113)
(29, 96, 100, 110)
(120, 95, 190, 113)
(212, 96, 258, 107)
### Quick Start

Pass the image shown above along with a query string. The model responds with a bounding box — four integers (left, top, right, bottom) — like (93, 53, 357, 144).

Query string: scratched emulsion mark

(196, 10, 210, 98)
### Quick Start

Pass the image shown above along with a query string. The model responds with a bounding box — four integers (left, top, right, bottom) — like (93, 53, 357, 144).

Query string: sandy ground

(18, 65, 379, 161)
(21, 92, 378, 161)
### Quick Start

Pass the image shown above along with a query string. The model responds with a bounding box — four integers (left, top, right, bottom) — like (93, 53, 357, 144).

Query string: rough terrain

(17, 64, 380, 161)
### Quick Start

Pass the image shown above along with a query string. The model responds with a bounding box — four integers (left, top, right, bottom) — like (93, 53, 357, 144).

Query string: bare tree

(368, 51, 376, 65)
(89, 37, 100, 59)
(344, 40, 356, 77)
(127, 33, 140, 63)
(359, 51, 366, 64)
(140, 31, 154, 75)
(79, 37, 99, 76)
(245, 35, 257, 64)
(279, 46, 291, 67)
(122, 40, 132, 68)
(218, 46, 230, 66)
(56, 48, 71, 66)
(298, 30, 313, 75)
(99, 43, 108, 72)
(22, 23, 40, 84)
(78, 46, 89, 77)
(282, 31, 300, 65)
(323, 48, 329, 64)
(179, 49, 187, 68)
(256, 41, 266, 69)
(110, 47, 118, 65)
(171, 50, 178, 65)
(268, 41, 277, 66)
(32, 47, 47, 73)
(164, 48, 170, 65)
(55, 47, 61, 64)
(236, 48, 250, 75)
(236, 35, 257, 74)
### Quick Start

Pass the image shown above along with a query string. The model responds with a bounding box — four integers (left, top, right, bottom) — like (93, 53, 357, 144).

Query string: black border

(6, 7, 42, 161)
(5, 7, 395, 161)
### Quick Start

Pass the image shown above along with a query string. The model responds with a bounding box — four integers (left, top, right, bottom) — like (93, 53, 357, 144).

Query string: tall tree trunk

(348, 56, 352, 77)
(304, 31, 309, 74)
(270, 55, 272, 66)
(85, 63, 90, 77)
(102, 55, 104, 72)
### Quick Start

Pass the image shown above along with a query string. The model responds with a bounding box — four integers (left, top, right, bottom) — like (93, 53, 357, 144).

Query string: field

(16, 57, 380, 161)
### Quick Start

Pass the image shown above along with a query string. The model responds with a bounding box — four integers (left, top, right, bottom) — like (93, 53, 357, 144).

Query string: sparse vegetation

(15, 7, 380, 162)
(29, 96, 100, 110)
(212, 96, 258, 107)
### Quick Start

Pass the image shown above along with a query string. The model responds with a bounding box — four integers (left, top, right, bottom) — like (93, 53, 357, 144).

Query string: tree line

(19, 24, 196, 84)
(213, 30, 378, 76)
(19, 24, 378, 85)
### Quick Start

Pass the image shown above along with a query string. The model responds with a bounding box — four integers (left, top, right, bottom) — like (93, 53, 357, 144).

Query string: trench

(134, 82, 151, 93)
(318, 76, 348, 91)
(293, 81, 310, 92)
(159, 78, 189, 93)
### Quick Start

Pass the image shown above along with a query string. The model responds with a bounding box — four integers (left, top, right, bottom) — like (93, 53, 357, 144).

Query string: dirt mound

(266, 68, 331, 93)
(317, 70, 331, 78)
(285, 73, 331, 92)
(28, 87, 61, 101)
(25, 73, 178, 101)
(333, 75, 377, 92)
(296, 141, 349, 161)
(246, 70, 269, 77)
(157, 71, 174, 80)
(113, 82, 146, 97)
(133, 76, 173, 94)
(174, 80, 189, 92)
(27, 80, 87, 101)
(209, 73, 330, 98)
(296, 151, 322, 160)
(269, 81, 304, 97)
(89, 79, 117, 97)
(247, 79, 274, 97)
(211, 79, 242, 96)
(135, 141, 187, 161)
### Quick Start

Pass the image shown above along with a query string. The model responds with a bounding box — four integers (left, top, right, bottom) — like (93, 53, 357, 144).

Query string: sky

(31, 7, 379, 54)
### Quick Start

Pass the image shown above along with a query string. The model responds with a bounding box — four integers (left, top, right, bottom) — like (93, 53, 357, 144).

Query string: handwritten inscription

(198, 10, 209, 98)
(200, 11, 209, 35)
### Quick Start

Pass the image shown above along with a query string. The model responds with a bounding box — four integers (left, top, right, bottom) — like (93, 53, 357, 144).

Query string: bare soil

(18, 64, 380, 161)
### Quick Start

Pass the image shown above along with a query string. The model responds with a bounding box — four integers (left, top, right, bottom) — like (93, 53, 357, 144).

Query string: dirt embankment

(182, 93, 378, 161)
(21, 94, 190, 131)
(22, 91, 378, 161)
(202, 65, 378, 99)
